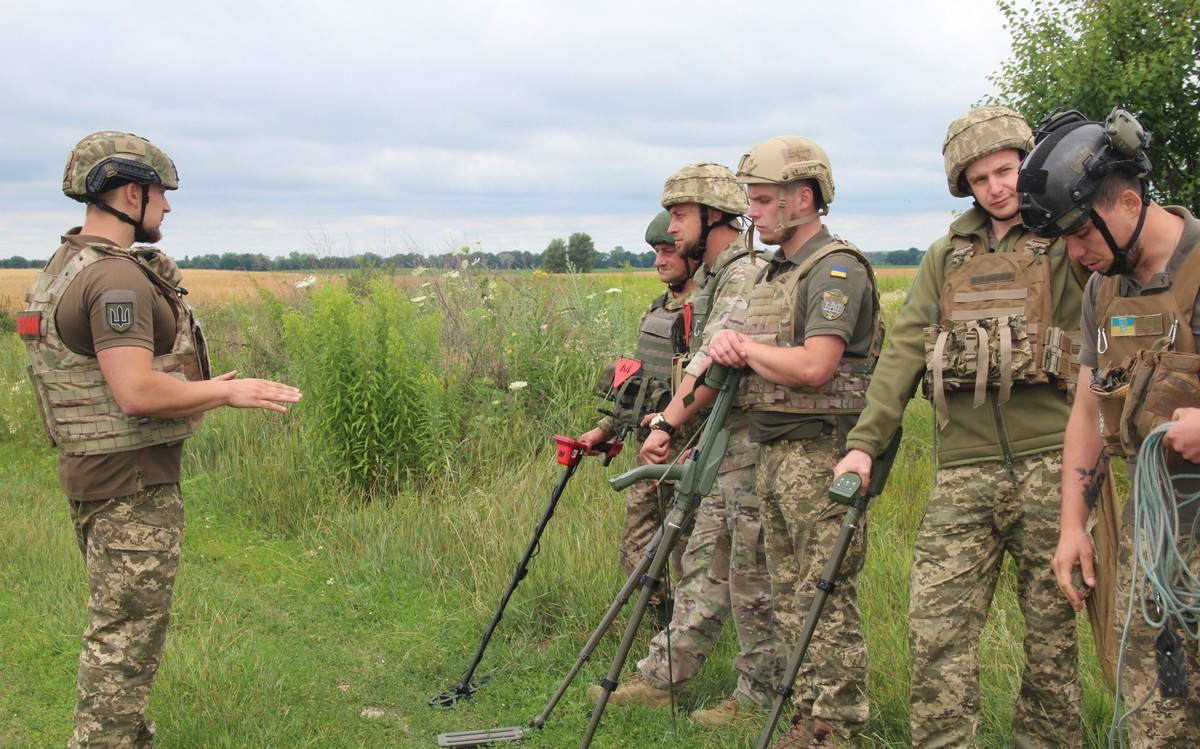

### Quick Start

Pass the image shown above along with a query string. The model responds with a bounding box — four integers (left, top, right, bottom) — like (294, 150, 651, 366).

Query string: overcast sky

(1, 1, 1019, 261)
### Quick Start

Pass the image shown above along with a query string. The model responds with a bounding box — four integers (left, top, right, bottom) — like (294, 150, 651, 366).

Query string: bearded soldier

(577, 210, 699, 626)
(1027, 107, 1200, 746)
(17, 132, 301, 746)
(835, 106, 1086, 748)
(592, 163, 784, 729)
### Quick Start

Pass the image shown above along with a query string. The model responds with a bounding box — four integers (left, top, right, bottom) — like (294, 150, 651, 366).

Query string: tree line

(1, 240, 925, 273)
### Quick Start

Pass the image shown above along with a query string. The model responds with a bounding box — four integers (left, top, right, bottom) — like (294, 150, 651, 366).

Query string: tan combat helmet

(942, 106, 1033, 198)
(661, 162, 748, 216)
(63, 131, 179, 203)
(736, 136, 834, 233)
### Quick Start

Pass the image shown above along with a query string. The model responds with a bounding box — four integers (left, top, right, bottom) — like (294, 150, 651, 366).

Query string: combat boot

(767, 716, 810, 749)
(585, 673, 672, 708)
(691, 696, 756, 729)
(809, 719, 842, 747)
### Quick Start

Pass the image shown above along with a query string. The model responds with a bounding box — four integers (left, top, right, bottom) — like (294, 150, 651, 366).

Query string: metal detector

(577, 364, 741, 749)
(754, 427, 904, 749)
(429, 435, 622, 711)
(436, 364, 740, 748)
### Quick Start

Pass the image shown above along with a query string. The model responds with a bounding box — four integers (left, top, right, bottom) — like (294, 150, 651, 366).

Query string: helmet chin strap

(1093, 182, 1150, 277)
(772, 192, 824, 234)
(681, 206, 712, 262)
(93, 184, 152, 242)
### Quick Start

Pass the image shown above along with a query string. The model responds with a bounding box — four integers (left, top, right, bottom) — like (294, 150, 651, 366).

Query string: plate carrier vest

(1090, 242, 1200, 458)
(18, 244, 211, 456)
(923, 233, 1080, 428)
(737, 239, 883, 414)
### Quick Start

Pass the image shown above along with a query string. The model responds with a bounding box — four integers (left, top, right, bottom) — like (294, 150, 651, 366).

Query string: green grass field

(0, 267, 1116, 748)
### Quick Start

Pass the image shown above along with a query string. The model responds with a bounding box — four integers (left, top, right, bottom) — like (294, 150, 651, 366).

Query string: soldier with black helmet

(592, 163, 784, 730)
(18, 132, 301, 746)
(1027, 107, 1200, 746)
(835, 106, 1087, 748)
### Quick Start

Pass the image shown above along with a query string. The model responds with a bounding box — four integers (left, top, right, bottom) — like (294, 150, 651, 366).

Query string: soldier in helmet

(591, 163, 785, 730)
(1026, 107, 1200, 746)
(834, 106, 1087, 747)
(686, 135, 883, 747)
(17, 132, 301, 746)
(577, 210, 699, 626)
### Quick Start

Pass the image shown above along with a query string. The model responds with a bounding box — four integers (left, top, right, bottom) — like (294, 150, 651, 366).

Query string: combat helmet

(661, 162, 747, 261)
(644, 210, 674, 248)
(661, 162, 748, 216)
(63, 131, 178, 202)
(1018, 107, 1151, 274)
(942, 106, 1033, 198)
(736, 135, 834, 207)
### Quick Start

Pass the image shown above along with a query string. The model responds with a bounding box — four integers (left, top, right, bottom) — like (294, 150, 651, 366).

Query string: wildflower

(410, 296, 427, 303)
(294, 275, 317, 289)
(446, 270, 461, 279)
(508, 381, 528, 391)
(413, 267, 427, 276)
(605, 288, 622, 294)
(510, 332, 518, 337)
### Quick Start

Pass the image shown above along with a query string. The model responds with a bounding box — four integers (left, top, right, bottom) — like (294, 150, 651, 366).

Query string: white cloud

(0, 0, 1019, 259)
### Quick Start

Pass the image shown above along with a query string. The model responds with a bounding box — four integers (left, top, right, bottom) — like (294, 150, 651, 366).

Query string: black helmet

(1018, 107, 1151, 238)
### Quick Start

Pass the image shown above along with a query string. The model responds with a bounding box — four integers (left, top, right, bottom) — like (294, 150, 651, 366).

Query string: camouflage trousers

(67, 483, 185, 749)
(909, 453, 1081, 749)
(1114, 521, 1200, 747)
(620, 477, 690, 608)
(638, 462, 784, 708)
(758, 433, 869, 739)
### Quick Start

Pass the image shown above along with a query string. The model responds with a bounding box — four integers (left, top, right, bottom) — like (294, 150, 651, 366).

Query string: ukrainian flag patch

(830, 265, 848, 279)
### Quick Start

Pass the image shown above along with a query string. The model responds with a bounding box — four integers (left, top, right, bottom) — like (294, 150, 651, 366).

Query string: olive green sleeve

(843, 236, 951, 457)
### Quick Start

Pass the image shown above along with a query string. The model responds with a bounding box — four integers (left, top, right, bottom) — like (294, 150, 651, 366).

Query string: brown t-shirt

(48, 230, 184, 500)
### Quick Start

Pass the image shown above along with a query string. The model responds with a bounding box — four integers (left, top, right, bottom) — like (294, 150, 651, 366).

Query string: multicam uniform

(1082, 207, 1200, 747)
(19, 229, 207, 747)
(740, 227, 882, 740)
(591, 285, 697, 603)
(636, 232, 786, 709)
(844, 206, 1085, 748)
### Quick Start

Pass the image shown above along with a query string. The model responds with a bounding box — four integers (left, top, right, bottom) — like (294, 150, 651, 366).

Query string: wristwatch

(648, 413, 677, 436)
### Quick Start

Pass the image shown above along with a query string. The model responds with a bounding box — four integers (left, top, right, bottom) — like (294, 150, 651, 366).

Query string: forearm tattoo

(1076, 448, 1109, 510)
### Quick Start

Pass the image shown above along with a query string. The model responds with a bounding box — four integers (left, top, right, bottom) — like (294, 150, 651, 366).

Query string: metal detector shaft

(755, 428, 903, 748)
(529, 505, 687, 729)
(431, 437, 620, 709)
(579, 365, 741, 749)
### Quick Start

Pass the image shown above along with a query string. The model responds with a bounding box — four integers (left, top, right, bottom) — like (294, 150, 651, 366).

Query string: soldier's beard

(135, 224, 163, 244)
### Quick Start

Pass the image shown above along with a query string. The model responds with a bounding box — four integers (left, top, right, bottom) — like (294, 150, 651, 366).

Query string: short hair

(1093, 170, 1143, 210)
(784, 178, 825, 212)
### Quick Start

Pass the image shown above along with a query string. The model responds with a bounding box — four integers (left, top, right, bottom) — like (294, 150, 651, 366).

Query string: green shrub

(283, 279, 459, 493)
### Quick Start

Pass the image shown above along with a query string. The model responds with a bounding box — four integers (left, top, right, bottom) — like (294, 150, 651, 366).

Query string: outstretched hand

(215, 370, 302, 412)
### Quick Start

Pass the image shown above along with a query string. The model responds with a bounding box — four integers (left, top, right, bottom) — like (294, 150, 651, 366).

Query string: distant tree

(567, 232, 596, 273)
(607, 245, 637, 269)
(542, 238, 568, 273)
(990, 0, 1200, 213)
(884, 247, 924, 266)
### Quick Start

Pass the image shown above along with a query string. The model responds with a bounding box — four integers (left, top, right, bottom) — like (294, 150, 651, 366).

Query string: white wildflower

(294, 275, 317, 289)
(508, 381, 528, 391)
(604, 287, 623, 294)
(446, 270, 460, 279)
(410, 296, 427, 303)
(413, 267, 427, 276)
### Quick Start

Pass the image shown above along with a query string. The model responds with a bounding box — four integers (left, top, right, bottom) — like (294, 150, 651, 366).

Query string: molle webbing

(738, 240, 881, 414)
(22, 244, 207, 456)
(633, 295, 686, 384)
(924, 233, 1072, 428)
(1091, 242, 1200, 457)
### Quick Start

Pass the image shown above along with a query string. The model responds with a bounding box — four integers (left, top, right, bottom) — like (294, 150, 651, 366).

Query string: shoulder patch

(821, 288, 848, 320)
(830, 265, 848, 278)
(101, 290, 137, 333)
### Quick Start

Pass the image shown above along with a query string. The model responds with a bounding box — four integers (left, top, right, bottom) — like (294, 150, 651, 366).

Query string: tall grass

(0, 267, 1116, 747)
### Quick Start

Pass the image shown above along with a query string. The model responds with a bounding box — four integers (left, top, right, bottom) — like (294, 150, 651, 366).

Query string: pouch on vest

(1088, 365, 1131, 456)
(1119, 349, 1200, 455)
(594, 359, 671, 439)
